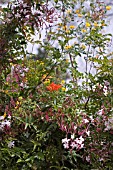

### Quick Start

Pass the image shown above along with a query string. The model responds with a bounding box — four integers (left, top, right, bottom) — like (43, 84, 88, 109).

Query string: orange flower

(46, 82, 62, 91)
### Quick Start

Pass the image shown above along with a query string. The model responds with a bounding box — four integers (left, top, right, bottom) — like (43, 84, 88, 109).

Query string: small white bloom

(8, 141, 15, 148)
(86, 156, 90, 162)
(8, 115, 11, 119)
(104, 121, 111, 131)
(89, 115, 94, 121)
(103, 85, 108, 96)
(75, 136, 84, 145)
(70, 141, 76, 149)
(99, 83, 103, 88)
(62, 137, 70, 144)
(86, 130, 90, 136)
(103, 85, 107, 90)
(63, 142, 69, 149)
(71, 134, 75, 139)
(0, 116, 4, 120)
(11, 65, 14, 76)
(73, 126, 77, 130)
(79, 136, 84, 143)
(21, 73, 25, 77)
(20, 82, 24, 87)
(24, 68, 29, 72)
(109, 117, 113, 123)
(2, 120, 11, 127)
(99, 158, 104, 162)
(84, 119, 89, 123)
(23, 3, 28, 8)
(15, 14, 21, 18)
(80, 143, 84, 149)
(75, 137, 79, 144)
(104, 91, 108, 96)
(92, 85, 96, 91)
(62, 138, 70, 149)
(0, 124, 4, 130)
(73, 136, 85, 150)
(97, 109, 103, 116)
(24, 84, 29, 89)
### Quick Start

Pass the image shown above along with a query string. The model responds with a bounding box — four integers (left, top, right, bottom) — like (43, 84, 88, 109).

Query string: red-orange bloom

(46, 82, 62, 91)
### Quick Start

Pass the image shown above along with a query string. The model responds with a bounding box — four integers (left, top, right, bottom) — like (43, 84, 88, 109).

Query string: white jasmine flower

(80, 143, 84, 149)
(89, 115, 94, 121)
(103, 85, 108, 96)
(62, 137, 70, 143)
(98, 83, 103, 88)
(104, 121, 111, 131)
(20, 82, 24, 87)
(73, 126, 77, 130)
(15, 14, 21, 18)
(0, 124, 4, 130)
(2, 120, 11, 127)
(109, 117, 113, 123)
(23, 3, 28, 8)
(23, 9, 28, 15)
(86, 130, 90, 136)
(74, 137, 84, 149)
(24, 68, 29, 72)
(104, 118, 113, 131)
(62, 138, 70, 149)
(86, 156, 90, 162)
(63, 142, 69, 149)
(84, 119, 89, 123)
(104, 90, 108, 96)
(70, 141, 77, 149)
(79, 136, 84, 143)
(21, 73, 25, 77)
(0, 116, 4, 120)
(71, 134, 75, 139)
(8, 141, 15, 148)
(75, 136, 84, 145)
(92, 85, 96, 91)
(8, 115, 11, 119)
(97, 109, 103, 116)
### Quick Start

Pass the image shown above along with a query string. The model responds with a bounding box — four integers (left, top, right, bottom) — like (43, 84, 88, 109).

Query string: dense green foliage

(0, 0, 113, 169)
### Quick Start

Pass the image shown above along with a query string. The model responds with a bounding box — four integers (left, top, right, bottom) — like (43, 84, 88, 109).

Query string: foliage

(0, 0, 113, 169)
